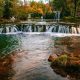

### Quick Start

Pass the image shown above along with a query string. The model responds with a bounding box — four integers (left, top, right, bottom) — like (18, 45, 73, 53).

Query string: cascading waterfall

(77, 27, 80, 34)
(28, 25, 32, 32)
(11, 25, 18, 32)
(0, 24, 80, 34)
(54, 11, 61, 22)
(71, 26, 77, 34)
(47, 25, 55, 32)
(58, 25, 69, 33)
(65, 26, 70, 33)
(0, 28, 3, 33)
(6, 27, 10, 33)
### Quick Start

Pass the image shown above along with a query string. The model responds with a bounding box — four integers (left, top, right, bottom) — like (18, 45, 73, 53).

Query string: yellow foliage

(19, 2, 52, 15)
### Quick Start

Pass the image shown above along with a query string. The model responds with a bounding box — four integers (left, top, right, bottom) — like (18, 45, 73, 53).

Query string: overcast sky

(21, 0, 49, 4)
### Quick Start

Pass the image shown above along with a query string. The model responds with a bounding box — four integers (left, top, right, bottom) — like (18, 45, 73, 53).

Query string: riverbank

(0, 18, 80, 25)
(48, 36, 80, 79)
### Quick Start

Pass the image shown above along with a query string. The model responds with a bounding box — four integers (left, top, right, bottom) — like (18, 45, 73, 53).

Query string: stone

(48, 54, 58, 62)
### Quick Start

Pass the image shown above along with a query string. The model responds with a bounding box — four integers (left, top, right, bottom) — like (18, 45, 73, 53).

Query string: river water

(0, 33, 80, 80)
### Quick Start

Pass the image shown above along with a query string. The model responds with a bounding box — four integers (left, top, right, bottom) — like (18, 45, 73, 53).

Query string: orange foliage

(20, 2, 52, 15)
(37, 8, 43, 14)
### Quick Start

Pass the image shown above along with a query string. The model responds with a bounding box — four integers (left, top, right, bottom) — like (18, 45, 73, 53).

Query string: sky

(21, 0, 49, 4)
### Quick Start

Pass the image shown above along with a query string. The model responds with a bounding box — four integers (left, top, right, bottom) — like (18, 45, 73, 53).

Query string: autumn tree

(29, 2, 52, 18)
(17, 5, 28, 20)
(10, 0, 19, 17)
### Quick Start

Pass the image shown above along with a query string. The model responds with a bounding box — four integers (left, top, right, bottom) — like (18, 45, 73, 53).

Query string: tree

(52, 0, 71, 18)
(10, 0, 19, 17)
(73, 0, 79, 17)
(17, 5, 28, 20)
(3, 0, 19, 19)
(77, 0, 80, 16)
(3, 0, 11, 19)
(66, 0, 80, 17)
(30, 2, 52, 15)
(0, 0, 4, 18)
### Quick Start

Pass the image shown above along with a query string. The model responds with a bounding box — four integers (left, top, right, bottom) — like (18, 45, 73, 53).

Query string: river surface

(0, 33, 80, 80)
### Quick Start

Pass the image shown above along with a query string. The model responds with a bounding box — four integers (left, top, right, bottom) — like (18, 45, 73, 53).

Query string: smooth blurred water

(0, 33, 80, 80)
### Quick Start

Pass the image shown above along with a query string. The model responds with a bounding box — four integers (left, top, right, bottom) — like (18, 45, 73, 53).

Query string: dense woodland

(0, 0, 80, 21)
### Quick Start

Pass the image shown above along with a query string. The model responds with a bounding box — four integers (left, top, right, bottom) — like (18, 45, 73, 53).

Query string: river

(0, 33, 80, 80)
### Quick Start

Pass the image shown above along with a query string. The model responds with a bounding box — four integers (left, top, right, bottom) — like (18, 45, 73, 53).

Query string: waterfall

(58, 25, 69, 33)
(46, 25, 50, 31)
(0, 28, 3, 33)
(47, 25, 55, 32)
(6, 27, 10, 33)
(24, 25, 29, 32)
(11, 25, 17, 32)
(38, 26, 43, 32)
(34, 26, 37, 32)
(11, 27, 17, 32)
(65, 26, 70, 33)
(41, 16, 43, 22)
(71, 27, 77, 34)
(54, 11, 61, 22)
(37, 26, 40, 32)
(57, 11, 61, 21)
(28, 25, 32, 32)
(58, 25, 63, 33)
(77, 27, 80, 34)
(0, 23, 80, 34)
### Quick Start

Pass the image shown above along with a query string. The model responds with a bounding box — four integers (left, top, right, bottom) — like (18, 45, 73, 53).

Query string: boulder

(48, 54, 58, 62)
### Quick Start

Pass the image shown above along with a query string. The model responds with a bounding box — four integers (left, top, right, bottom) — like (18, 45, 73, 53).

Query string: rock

(53, 54, 68, 67)
(67, 57, 80, 67)
(49, 53, 80, 68)
(48, 54, 58, 62)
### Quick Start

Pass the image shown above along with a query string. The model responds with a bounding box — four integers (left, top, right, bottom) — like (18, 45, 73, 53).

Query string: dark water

(0, 33, 80, 80)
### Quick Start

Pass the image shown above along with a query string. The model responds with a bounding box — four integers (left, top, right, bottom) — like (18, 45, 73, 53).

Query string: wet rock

(49, 53, 80, 68)
(51, 63, 80, 80)
(49, 36, 80, 80)
(50, 54, 68, 67)
(67, 57, 80, 67)
(48, 54, 58, 62)
(50, 54, 80, 80)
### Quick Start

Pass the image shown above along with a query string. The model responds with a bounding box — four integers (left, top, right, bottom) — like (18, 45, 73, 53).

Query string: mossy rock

(53, 54, 68, 66)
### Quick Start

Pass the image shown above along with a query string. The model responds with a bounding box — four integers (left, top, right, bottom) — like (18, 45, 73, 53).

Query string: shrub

(44, 13, 55, 19)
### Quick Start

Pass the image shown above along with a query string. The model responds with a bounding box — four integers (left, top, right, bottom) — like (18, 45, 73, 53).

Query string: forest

(0, 0, 80, 21)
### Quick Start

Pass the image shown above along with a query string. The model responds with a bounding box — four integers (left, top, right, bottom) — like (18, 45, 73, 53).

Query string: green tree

(52, 0, 70, 18)
(3, 0, 11, 19)
(0, 0, 4, 18)
(3, 0, 19, 19)
(73, 0, 79, 17)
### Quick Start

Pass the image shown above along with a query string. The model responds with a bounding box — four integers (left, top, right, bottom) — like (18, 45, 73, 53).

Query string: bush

(31, 13, 42, 19)
(44, 13, 55, 19)
(17, 13, 28, 20)
(62, 16, 74, 22)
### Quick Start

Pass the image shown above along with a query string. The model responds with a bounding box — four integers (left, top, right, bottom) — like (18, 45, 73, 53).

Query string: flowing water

(0, 24, 80, 34)
(0, 32, 80, 80)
